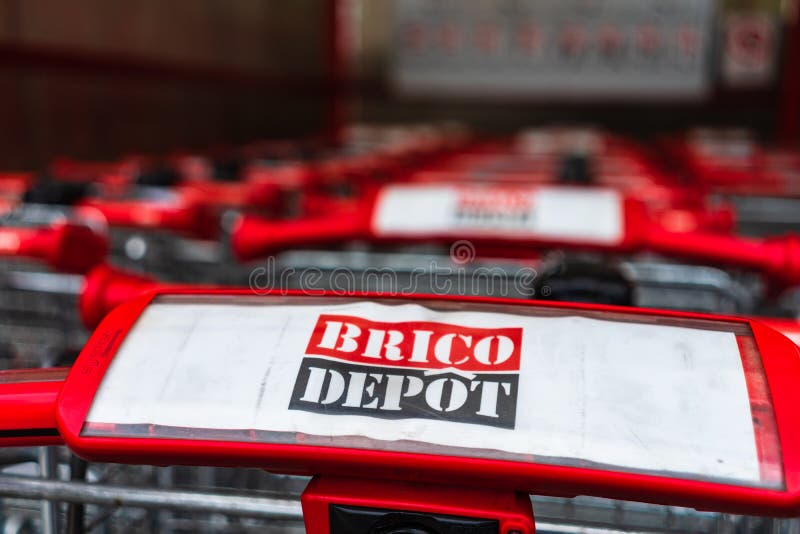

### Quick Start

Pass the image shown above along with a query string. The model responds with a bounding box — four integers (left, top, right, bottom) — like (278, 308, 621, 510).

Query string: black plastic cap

(23, 180, 91, 206)
(329, 505, 498, 534)
(135, 167, 182, 187)
(212, 159, 243, 182)
(536, 259, 634, 306)
(558, 153, 594, 185)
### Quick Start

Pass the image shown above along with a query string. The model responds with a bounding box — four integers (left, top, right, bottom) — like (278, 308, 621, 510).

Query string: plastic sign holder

(2, 290, 800, 532)
(232, 183, 800, 289)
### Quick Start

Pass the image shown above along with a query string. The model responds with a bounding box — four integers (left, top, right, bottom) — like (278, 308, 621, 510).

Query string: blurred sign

(722, 11, 778, 88)
(391, 0, 714, 99)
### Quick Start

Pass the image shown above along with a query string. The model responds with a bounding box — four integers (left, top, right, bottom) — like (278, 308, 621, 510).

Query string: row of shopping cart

(2, 124, 800, 532)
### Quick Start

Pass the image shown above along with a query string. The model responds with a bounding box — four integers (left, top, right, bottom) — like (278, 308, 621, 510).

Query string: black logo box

(290, 357, 518, 429)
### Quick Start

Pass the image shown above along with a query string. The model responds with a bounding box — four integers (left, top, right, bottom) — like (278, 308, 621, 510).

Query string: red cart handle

(232, 214, 365, 262)
(77, 197, 218, 240)
(0, 222, 108, 273)
(80, 265, 167, 328)
(79, 264, 221, 328)
(0, 367, 67, 446)
(230, 201, 800, 289)
(645, 227, 800, 288)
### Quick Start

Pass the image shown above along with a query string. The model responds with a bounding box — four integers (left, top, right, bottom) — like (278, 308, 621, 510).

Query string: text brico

(289, 315, 522, 428)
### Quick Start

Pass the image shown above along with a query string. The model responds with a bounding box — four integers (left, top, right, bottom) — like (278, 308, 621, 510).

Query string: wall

(0, 0, 330, 170)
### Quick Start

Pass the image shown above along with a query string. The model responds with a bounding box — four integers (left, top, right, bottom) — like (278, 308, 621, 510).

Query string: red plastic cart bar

(76, 190, 219, 240)
(0, 367, 67, 446)
(175, 181, 285, 214)
(76, 265, 800, 349)
(231, 183, 800, 288)
(79, 264, 194, 329)
(20, 175, 220, 239)
(0, 222, 108, 273)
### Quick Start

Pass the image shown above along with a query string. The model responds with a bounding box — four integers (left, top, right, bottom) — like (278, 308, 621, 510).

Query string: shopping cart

(0, 204, 107, 370)
(2, 291, 800, 533)
(4, 125, 800, 534)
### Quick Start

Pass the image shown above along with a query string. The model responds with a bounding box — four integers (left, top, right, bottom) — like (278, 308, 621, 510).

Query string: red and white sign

(85, 298, 765, 486)
(371, 184, 625, 244)
(292, 315, 523, 428)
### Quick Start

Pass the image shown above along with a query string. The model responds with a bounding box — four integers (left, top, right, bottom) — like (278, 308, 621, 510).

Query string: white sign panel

(86, 299, 761, 485)
(371, 184, 624, 244)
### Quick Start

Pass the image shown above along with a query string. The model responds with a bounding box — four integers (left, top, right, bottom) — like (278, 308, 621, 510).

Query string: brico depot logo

(289, 314, 521, 429)
(454, 188, 533, 226)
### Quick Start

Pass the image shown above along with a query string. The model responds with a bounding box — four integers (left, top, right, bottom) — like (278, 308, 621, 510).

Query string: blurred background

(2, 1, 800, 533)
(0, 0, 795, 169)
